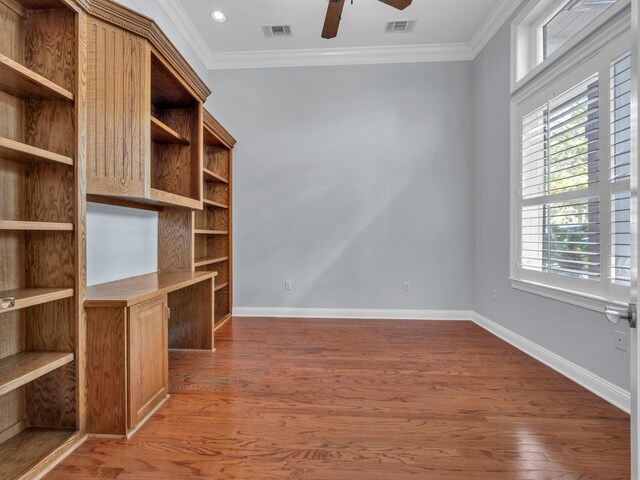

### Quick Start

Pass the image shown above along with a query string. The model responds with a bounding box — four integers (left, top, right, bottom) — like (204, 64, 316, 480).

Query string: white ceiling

(159, 0, 521, 69)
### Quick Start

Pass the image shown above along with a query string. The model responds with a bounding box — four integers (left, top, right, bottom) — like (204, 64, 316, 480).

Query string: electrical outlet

(491, 289, 498, 302)
(284, 280, 292, 291)
(614, 330, 627, 352)
(404, 281, 410, 292)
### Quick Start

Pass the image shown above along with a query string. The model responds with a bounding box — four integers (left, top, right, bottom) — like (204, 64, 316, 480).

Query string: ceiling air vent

(385, 20, 416, 33)
(262, 25, 293, 38)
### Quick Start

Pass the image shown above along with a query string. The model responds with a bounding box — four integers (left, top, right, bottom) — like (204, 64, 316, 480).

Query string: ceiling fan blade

(378, 0, 412, 10)
(322, 0, 345, 39)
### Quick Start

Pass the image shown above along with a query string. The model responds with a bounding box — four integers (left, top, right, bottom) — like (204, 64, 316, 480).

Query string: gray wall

(87, 203, 157, 286)
(206, 62, 475, 310)
(472, 16, 630, 390)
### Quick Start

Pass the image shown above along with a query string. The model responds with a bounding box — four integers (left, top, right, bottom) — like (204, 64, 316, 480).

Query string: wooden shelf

(202, 198, 229, 209)
(194, 256, 229, 268)
(214, 312, 232, 331)
(0, 138, 73, 166)
(0, 220, 73, 231)
(0, 287, 74, 314)
(149, 188, 201, 210)
(215, 282, 229, 292)
(194, 229, 229, 235)
(0, 53, 73, 101)
(86, 270, 216, 308)
(150, 116, 190, 145)
(203, 167, 228, 184)
(0, 428, 78, 480)
(0, 351, 74, 397)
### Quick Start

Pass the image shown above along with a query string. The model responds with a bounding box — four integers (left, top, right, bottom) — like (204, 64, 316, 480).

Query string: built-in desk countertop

(85, 271, 216, 308)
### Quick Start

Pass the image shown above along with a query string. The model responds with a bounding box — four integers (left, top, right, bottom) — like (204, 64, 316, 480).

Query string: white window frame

(510, 1, 632, 312)
(511, 0, 630, 92)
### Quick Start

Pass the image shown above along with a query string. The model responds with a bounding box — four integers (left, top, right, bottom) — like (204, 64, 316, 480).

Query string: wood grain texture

(0, 288, 73, 313)
(0, 52, 73, 100)
(0, 427, 77, 480)
(48, 319, 630, 479)
(85, 306, 127, 436)
(85, 17, 148, 199)
(128, 295, 168, 429)
(0, 351, 74, 397)
(150, 115, 189, 145)
(203, 145, 228, 181)
(148, 187, 200, 210)
(0, 137, 73, 165)
(150, 52, 197, 108)
(203, 108, 236, 149)
(167, 279, 213, 351)
(158, 210, 193, 272)
(151, 106, 199, 200)
(85, 271, 214, 308)
(24, 7, 76, 93)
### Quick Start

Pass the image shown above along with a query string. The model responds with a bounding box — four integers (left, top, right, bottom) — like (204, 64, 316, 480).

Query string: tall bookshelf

(0, 0, 85, 478)
(195, 110, 236, 330)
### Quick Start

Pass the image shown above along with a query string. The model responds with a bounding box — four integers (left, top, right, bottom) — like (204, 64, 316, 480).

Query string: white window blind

(520, 74, 602, 281)
(610, 53, 631, 286)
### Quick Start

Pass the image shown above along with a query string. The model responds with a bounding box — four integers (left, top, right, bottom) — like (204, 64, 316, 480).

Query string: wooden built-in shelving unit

(194, 110, 236, 330)
(0, 0, 85, 477)
(1, 0, 233, 472)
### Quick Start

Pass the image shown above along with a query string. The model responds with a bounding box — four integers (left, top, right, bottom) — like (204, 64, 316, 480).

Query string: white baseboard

(471, 312, 631, 413)
(232, 307, 473, 321)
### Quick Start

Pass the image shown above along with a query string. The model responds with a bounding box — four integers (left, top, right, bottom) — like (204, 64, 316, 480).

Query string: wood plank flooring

(46, 318, 630, 479)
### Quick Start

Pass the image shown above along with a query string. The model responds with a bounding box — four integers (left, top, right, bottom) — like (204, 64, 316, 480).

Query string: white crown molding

(206, 44, 474, 70)
(158, 0, 522, 70)
(471, 312, 631, 413)
(471, 0, 522, 57)
(232, 307, 473, 321)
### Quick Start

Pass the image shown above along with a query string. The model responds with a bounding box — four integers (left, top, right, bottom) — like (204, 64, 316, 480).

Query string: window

(543, 0, 619, 59)
(511, 0, 628, 86)
(511, 8, 631, 310)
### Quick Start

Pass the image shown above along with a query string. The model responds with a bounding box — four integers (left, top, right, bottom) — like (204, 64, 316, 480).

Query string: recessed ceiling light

(211, 10, 227, 23)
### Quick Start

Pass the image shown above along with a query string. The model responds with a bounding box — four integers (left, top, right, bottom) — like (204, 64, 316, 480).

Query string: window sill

(510, 278, 626, 313)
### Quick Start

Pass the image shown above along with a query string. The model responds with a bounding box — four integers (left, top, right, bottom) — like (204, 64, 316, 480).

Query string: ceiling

(159, 0, 520, 69)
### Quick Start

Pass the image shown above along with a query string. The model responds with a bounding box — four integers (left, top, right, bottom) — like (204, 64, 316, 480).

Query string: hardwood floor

(47, 318, 630, 479)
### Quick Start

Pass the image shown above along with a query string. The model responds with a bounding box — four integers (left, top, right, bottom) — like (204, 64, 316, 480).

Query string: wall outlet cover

(614, 330, 627, 352)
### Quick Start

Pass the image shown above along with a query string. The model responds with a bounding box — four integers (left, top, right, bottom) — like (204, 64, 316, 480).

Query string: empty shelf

(0, 137, 73, 166)
(0, 351, 75, 397)
(214, 282, 229, 292)
(0, 53, 73, 101)
(203, 168, 228, 184)
(149, 188, 201, 209)
(194, 229, 229, 235)
(0, 428, 78, 480)
(150, 116, 190, 145)
(0, 287, 74, 314)
(202, 199, 229, 209)
(0, 220, 73, 231)
(194, 256, 229, 268)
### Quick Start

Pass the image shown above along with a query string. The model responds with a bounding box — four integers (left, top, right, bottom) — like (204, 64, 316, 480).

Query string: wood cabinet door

(127, 295, 168, 429)
(86, 18, 150, 198)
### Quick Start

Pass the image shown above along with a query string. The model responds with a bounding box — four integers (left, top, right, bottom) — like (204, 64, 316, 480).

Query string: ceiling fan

(322, 0, 413, 39)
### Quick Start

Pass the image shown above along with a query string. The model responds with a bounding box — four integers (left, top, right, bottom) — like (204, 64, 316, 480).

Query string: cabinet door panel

(127, 295, 168, 429)
(86, 18, 149, 198)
